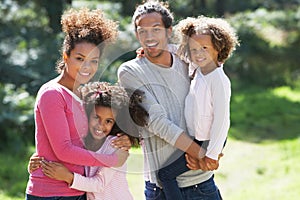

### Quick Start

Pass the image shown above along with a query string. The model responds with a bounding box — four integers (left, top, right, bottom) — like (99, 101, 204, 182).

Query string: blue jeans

(25, 194, 86, 200)
(145, 175, 222, 200)
(158, 140, 204, 200)
(145, 181, 166, 200)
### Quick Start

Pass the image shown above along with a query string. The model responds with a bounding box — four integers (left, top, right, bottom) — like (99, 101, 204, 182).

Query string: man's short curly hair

(176, 16, 240, 64)
(56, 8, 118, 73)
(132, 0, 174, 31)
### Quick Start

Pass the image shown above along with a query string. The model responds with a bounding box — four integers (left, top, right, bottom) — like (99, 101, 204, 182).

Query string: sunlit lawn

(126, 138, 300, 200)
(1, 86, 300, 200)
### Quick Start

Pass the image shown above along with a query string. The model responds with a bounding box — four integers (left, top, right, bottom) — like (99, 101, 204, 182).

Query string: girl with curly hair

(158, 16, 240, 200)
(25, 8, 131, 200)
(35, 82, 148, 200)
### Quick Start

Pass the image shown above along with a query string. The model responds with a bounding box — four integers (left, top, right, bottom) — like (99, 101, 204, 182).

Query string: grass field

(1, 86, 299, 200)
(126, 138, 300, 200)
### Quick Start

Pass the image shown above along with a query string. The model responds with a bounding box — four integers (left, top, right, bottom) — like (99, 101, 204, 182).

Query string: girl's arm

(41, 160, 124, 193)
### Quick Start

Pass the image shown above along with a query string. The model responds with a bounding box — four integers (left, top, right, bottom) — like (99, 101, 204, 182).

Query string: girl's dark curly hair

(78, 82, 149, 147)
(56, 8, 118, 73)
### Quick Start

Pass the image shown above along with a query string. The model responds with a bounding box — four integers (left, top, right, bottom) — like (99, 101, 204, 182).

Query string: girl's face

(189, 34, 219, 74)
(89, 105, 115, 141)
(64, 42, 100, 87)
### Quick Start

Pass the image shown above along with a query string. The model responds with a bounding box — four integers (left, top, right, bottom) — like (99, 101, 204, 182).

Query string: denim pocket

(144, 181, 164, 200)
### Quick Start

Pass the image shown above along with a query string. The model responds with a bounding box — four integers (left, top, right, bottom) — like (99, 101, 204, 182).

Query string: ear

(63, 52, 68, 62)
(135, 31, 139, 41)
(167, 27, 172, 38)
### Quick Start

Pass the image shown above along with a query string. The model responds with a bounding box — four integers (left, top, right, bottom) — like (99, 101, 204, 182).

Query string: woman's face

(89, 105, 115, 140)
(64, 42, 100, 86)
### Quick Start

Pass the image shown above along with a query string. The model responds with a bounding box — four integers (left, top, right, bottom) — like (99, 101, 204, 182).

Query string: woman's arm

(37, 90, 125, 167)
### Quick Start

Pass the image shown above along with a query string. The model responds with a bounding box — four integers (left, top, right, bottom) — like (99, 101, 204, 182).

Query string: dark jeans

(25, 194, 86, 200)
(158, 140, 204, 200)
(145, 175, 222, 200)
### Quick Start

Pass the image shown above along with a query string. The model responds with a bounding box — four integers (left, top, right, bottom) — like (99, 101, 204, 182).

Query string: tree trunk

(215, 0, 225, 17)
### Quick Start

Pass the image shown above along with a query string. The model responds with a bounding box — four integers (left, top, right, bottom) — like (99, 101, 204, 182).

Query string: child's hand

(114, 149, 129, 167)
(41, 160, 74, 185)
(203, 156, 219, 171)
(111, 133, 131, 151)
(28, 153, 44, 173)
(136, 47, 144, 58)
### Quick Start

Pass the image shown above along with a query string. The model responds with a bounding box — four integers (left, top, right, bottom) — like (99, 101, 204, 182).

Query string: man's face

(135, 12, 171, 60)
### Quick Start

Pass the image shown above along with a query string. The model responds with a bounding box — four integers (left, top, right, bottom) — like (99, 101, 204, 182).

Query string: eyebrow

(137, 23, 163, 29)
(75, 52, 99, 59)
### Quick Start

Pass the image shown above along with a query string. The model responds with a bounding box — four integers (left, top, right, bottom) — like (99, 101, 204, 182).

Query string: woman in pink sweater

(25, 8, 130, 200)
(37, 82, 149, 200)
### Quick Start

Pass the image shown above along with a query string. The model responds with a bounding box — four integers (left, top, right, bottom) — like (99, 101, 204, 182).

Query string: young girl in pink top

(25, 8, 130, 200)
(34, 82, 149, 200)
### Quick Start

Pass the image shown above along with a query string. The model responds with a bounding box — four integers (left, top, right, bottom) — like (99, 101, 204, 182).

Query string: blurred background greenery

(0, 0, 299, 199)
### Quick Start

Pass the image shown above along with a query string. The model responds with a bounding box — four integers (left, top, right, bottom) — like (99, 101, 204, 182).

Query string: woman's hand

(111, 133, 132, 151)
(41, 160, 74, 185)
(28, 153, 44, 173)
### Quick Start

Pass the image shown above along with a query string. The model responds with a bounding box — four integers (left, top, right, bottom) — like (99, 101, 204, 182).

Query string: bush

(0, 84, 35, 153)
(227, 8, 300, 87)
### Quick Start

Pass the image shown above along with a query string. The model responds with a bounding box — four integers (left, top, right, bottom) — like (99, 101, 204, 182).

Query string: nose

(81, 61, 91, 69)
(97, 120, 106, 131)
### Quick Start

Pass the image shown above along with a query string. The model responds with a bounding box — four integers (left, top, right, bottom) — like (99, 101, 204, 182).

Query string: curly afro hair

(56, 8, 118, 73)
(176, 16, 240, 64)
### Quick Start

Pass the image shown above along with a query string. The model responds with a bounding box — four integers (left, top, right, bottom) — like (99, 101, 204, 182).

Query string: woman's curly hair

(176, 16, 240, 64)
(78, 82, 149, 146)
(56, 8, 118, 73)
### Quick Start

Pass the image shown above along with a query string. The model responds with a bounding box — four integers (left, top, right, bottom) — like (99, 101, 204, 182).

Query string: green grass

(1, 85, 300, 199)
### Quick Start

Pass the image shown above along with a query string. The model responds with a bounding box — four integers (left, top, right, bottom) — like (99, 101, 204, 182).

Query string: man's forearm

(174, 133, 205, 159)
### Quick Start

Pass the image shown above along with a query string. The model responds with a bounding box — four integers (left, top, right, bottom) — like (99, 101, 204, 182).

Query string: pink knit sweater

(26, 80, 118, 197)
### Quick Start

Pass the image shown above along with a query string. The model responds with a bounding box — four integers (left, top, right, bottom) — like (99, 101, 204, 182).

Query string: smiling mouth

(95, 129, 105, 136)
(195, 57, 206, 62)
(78, 71, 91, 76)
(146, 42, 159, 48)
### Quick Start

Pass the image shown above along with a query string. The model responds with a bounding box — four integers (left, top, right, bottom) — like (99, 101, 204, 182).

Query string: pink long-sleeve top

(26, 79, 118, 197)
(71, 136, 133, 200)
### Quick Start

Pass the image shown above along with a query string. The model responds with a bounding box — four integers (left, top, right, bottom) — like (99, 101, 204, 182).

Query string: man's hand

(111, 133, 132, 151)
(185, 152, 224, 171)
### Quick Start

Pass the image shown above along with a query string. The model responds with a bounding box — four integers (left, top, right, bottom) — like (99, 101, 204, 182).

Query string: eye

(76, 57, 84, 61)
(91, 60, 99, 64)
(105, 119, 115, 125)
(190, 49, 198, 54)
(137, 29, 146, 35)
(153, 27, 161, 32)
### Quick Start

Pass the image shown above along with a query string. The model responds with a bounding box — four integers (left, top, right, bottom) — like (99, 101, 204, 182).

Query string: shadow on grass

(229, 85, 300, 143)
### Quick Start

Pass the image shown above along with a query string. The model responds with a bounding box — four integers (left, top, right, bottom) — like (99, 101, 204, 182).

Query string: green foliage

(0, 84, 35, 153)
(0, 147, 34, 199)
(227, 7, 300, 87)
(0, 0, 65, 95)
